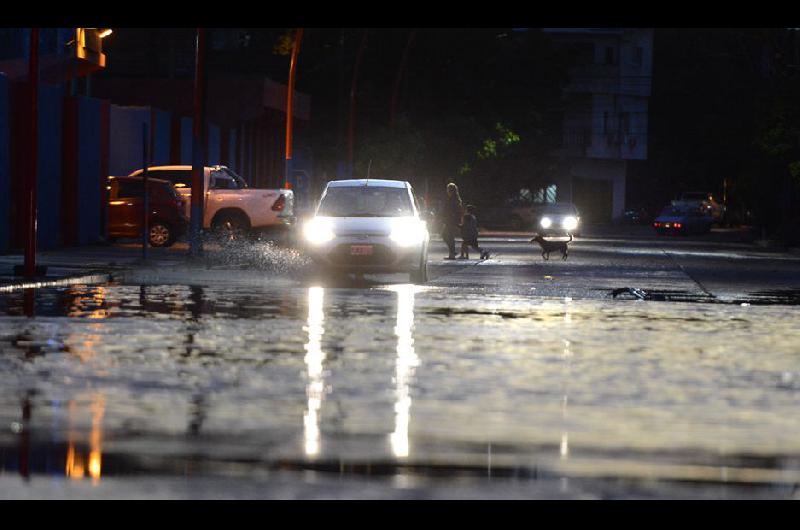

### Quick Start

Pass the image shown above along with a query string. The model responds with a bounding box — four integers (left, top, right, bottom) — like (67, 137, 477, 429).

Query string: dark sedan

(653, 205, 713, 236)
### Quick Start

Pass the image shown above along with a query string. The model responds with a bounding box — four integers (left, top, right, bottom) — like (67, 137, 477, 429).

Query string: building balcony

(559, 129, 648, 160)
(564, 64, 652, 97)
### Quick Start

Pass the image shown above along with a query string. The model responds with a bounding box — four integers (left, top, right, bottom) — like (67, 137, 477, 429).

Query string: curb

(0, 270, 113, 293)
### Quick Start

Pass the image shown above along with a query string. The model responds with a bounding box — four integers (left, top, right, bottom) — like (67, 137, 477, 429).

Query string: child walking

(459, 205, 490, 260)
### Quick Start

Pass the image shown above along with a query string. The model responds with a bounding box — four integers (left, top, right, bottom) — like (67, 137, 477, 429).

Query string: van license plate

(350, 245, 374, 256)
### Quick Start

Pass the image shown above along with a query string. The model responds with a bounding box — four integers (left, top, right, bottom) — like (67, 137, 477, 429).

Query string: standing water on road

(1, 280, 799, 498)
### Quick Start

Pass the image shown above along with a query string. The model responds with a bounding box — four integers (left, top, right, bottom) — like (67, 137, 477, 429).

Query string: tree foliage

(298, 28, 568, 202)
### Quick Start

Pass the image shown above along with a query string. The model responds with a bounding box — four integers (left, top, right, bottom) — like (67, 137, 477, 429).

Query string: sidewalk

(0, 240, 306, 289)
(0, 243, 192, 289)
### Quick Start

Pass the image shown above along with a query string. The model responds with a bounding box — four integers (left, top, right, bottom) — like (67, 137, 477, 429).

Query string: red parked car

(107, 176, 189, 247)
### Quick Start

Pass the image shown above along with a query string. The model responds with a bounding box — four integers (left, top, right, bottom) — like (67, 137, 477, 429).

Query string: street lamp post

(285, 28, 304, 190)
(190, 28, 207, 258)
(23, 28, 40, 277)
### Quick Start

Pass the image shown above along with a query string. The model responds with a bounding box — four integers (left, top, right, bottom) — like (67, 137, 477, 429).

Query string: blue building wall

(78, 96, 102, 245)
(179, 118, 219, 167)
(37, 84, 62, 250)
(152, 109, 171, 166)
(180, 117, 192, 165)
(0, 74, 9, 252)
(109, 105, 151, 176)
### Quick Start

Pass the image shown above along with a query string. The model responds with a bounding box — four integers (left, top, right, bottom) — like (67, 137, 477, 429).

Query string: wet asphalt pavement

(1, 233, 800, 498)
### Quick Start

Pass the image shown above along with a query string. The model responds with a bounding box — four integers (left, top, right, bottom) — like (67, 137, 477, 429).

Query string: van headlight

(562, 216, 578, 231)
(303, 218, 335, 245)
(540, 217, 553, 229)
(390, 218, 427, 246)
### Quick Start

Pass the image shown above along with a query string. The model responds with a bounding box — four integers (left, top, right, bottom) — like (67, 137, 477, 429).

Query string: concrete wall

(0, 74, 9, 252)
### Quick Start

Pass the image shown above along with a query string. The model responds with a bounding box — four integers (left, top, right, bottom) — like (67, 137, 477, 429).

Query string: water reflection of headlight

(562, 216, 578, 231)
(390, 218, 427, 246)
(304, 287, 326, 457)
(303, 218, 335, 245)
(540, 217, 552, 229)
(390, 284, 419, 458)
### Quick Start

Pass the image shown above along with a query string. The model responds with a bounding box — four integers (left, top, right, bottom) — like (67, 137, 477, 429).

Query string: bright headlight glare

(562, 216, 578, 230)
(303, 218, 335, 244)
(390, 218, 427, 246)
(540, 217, 552, 229)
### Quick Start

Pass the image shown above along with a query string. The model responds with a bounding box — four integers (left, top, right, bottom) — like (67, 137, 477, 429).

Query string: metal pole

(24, 28, 39, 278)
(142, 123, 149, 261)
(190, 28, 206, 257)
(284, 28, 304, 190)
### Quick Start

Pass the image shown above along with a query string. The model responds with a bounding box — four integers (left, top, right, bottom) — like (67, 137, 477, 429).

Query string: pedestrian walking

(441, 182, 463, 260)
(459, 204, 490, 260)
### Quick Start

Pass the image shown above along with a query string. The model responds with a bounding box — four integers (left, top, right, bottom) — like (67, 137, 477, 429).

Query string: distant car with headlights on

(303, 179, 430, 283)
(533, 202, 581, 236)
(653, 205, 713, 236)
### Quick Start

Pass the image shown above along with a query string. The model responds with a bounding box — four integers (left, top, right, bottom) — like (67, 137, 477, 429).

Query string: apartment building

(543, 28, 653, 222)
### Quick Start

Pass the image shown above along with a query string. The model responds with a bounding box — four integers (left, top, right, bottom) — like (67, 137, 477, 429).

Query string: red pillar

(23, 28, 39, 276)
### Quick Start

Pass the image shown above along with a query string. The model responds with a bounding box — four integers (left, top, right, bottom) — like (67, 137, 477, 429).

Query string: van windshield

(317, 186, 413, 217)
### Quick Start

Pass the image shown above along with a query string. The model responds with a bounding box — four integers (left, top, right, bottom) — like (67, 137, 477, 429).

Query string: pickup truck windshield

(318, 186, 413, 217)
(221, 168, 249, 189)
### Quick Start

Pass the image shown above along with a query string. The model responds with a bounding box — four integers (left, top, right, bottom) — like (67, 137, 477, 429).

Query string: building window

(632, 46, 643, 67)
(211, 29, 227, 51)
(565, 42, 594, 67)
(604, 46, 615, 65)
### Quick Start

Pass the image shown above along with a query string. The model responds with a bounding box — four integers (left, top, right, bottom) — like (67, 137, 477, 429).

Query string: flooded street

(1, 237, 800, 498)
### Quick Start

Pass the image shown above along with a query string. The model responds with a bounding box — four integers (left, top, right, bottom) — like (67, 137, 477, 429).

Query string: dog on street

(530, 234, 572, 261)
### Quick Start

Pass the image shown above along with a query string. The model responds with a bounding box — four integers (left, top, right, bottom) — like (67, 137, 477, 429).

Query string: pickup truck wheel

(149, 222, 173, 247)
(212, 212, 250, 245)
